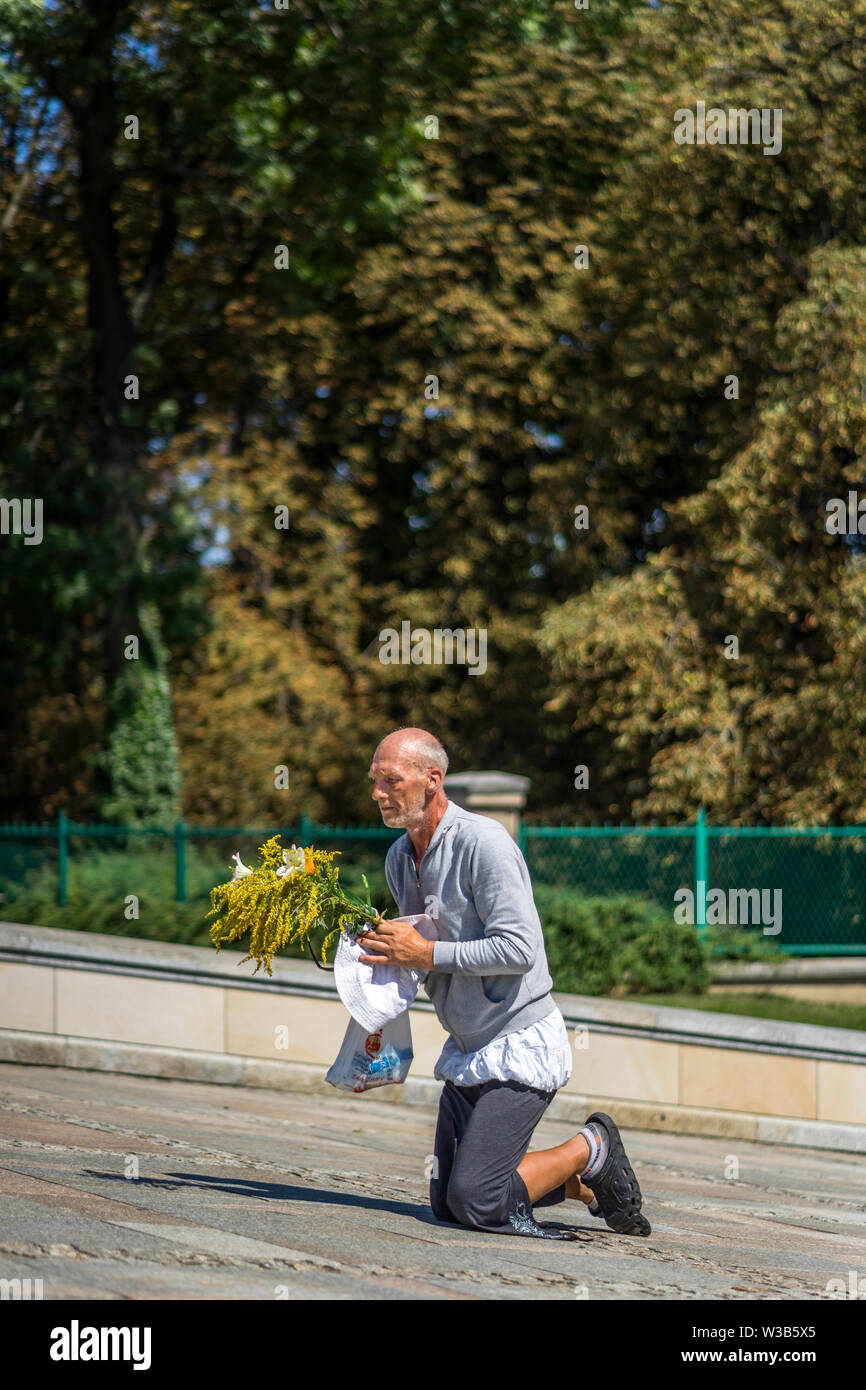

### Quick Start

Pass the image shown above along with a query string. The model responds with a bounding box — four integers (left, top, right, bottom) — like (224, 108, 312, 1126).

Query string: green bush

(533, 885, 710, 996)
(2, 845, 226, 946)
(5, 890, 216, 948)
(703, 925, 784, 962)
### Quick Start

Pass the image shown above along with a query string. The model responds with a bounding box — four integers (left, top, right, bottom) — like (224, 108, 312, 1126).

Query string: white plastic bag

(325, 1011, 413, 1092)
(332, 913, 438, 1032)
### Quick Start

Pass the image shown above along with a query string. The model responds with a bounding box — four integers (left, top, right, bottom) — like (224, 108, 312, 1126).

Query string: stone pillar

(442, 771, 530, 840)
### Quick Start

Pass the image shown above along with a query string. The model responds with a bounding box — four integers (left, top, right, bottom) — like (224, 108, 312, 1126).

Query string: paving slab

(0, 1061, 864, 1301)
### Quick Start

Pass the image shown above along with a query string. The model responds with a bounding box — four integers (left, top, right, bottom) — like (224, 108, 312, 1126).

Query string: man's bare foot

(564, 1173, 595, 1204)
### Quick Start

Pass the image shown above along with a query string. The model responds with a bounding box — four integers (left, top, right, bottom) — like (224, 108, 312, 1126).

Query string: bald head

(369, 727, 449, 832)
(374, 727, 449, 777)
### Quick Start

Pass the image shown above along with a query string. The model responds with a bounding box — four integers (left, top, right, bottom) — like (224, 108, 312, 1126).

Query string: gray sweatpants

(429, 1078, 570, 1237)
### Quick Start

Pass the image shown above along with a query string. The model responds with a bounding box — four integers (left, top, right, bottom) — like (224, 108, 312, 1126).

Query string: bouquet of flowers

(207, 835, 382, 976)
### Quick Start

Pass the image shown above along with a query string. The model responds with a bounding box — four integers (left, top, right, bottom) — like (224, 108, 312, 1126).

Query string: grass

(627, 991, 866, 1032)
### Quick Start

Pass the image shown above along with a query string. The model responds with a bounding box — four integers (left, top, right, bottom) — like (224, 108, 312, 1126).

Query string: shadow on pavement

(82, 1167, 591, 1238)
(84, 1167, 441, 1222)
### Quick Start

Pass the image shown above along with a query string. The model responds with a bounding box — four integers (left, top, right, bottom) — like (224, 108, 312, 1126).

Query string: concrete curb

(2, 1027, 865, 1155)
(711, 956, 866, 984)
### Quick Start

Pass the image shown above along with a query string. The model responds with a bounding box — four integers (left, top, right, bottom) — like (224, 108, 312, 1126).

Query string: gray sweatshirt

(383, 799, 555, 1052)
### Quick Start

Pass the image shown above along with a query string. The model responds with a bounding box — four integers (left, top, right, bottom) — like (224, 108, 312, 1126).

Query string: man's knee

(444, 1170, 508, 1230)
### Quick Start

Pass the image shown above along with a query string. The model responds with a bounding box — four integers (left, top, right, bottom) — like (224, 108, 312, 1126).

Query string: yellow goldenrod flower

(207, 835, 378, 976)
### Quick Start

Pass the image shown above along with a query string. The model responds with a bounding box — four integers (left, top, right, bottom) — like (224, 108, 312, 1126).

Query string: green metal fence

(0, 813, 400, 914)
(521, 812, 866, 955)
(1, 811, 865, 955)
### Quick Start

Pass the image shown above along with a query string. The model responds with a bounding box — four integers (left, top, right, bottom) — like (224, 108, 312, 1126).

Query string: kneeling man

(361, 726, 651, 1240)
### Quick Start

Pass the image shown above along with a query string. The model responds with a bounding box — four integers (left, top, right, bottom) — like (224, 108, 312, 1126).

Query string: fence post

(299, 811, 312, 843)
(174, 820, 187, 903)
(695, 806, 708, 944)
(57, 809, 68, 906)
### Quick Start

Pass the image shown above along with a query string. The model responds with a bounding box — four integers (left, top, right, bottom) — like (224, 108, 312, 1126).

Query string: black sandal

(583, 1112, 651, 1237)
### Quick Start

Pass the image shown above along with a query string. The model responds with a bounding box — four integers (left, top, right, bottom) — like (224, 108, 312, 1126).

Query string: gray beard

(384, 798, 427, 829)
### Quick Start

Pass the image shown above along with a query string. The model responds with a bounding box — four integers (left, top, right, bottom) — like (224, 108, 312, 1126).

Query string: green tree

(0, 0, 548, 821)
(98, 602, 182, 825)
(539, 0, 866, 821)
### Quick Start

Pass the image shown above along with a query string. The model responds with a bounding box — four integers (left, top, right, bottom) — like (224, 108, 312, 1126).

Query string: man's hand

(358, 917, 435, 970)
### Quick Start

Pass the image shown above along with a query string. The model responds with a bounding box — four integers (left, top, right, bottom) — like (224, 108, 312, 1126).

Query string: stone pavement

(0, 1061, 864, 1301)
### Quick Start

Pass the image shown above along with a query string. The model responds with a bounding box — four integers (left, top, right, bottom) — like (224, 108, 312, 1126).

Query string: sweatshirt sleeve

(431, 831, 536, 975)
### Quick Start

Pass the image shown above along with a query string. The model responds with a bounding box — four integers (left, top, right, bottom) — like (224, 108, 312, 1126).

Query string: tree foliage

(3, 0, 866, 827)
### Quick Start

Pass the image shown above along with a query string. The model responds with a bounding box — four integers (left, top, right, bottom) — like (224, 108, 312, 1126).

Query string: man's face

(369, 751, 430, 827)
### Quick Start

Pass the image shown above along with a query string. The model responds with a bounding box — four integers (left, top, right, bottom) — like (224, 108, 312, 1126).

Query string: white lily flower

(275, 844, 306, 878)
(231, 852, 253, 881)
